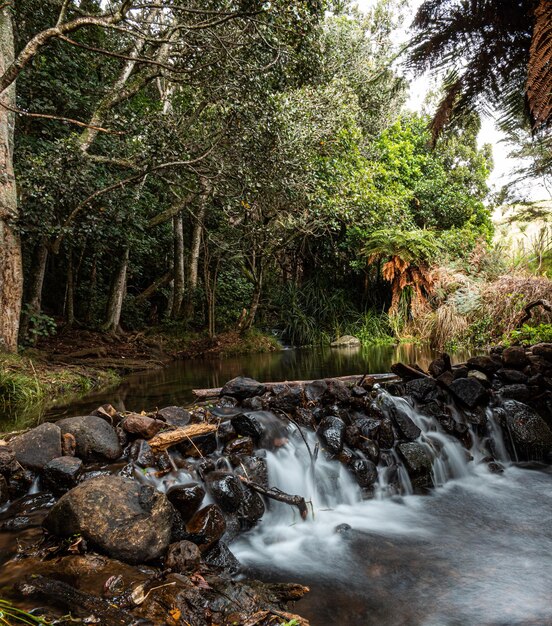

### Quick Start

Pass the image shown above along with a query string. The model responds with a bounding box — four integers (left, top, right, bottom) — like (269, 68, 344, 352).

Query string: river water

(5, 344, 552, 625)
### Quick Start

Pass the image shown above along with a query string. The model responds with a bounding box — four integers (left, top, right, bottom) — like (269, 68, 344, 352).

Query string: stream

(3, 343, 552, 625)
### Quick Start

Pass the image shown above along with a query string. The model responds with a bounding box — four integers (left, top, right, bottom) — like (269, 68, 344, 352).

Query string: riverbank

(0, 343, 551, 624)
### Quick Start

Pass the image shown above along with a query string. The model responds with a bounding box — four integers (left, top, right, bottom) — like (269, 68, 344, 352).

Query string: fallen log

(390, 362, 430, 381)
(517, 298, 552, 326)
(238, 475, 309, 520)
(193, 373, 398, 399)
(148, 422, 217, 453)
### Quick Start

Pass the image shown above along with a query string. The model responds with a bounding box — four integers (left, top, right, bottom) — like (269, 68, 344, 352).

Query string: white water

(231, 389, 552, 625)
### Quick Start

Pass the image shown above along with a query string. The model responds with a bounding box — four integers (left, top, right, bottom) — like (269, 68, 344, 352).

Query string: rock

(57, 416, 121, 461)
(325, 379, 351, 403)
(467, 369, 490, 385)
(532, 343, 552, 362)
(178, 431, 217, 458)
(404, 377, 441, 403)
(448, 377, 488, 409)
(202, 541, 240, 574)
(62, 433, 76, 457)
(90, 403, 118, 422)
(238, 485, 265, 526)
(270, 385, 303, 412)
(0, 475, 8, 505)
(502, 346, 530, 370)
(42, 456, 83, 494)
(497, 368, 528, 384)
(157, 406, 191, 427)
(467, 356, 501, 377)
(330, 335, 360, 347)
(220, 377, 266, 400)
(241, 396, 264, 411)
(378, 417, 395, 449)
(397, 442, 433, 489)
(165, 540, 201, 573)
(122, 414, 165, 439)
(8, 466, 34, 499)
(43, 476, 173, 564)
(349, 458, 378, 489)
(502, 400, 552, 455)
(317, 415, 346, 454)
(499, 384, 531, 401)
(305, 380, 328, 402)
(234, 455, 268, 488)
(0, 447, 16, 475)
(215, 420, 236, 445)
(357, 438, 380, 465)
(428, 354, 451, 378)
(451, 366, 469, 380)
(205, 472, 244, 513)
(232, 411, 286, 447)
(166, 483, 205, 521)
(388, 404, 421, 441)
(10, 423, 62, 471)
(334, 523, 352, 535)
(224, 437, 254, 457)
(185, 504, 226, 551)
(130, 439, 156, 467)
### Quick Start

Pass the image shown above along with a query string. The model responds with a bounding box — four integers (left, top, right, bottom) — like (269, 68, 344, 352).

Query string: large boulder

(448, 377, 488, 409)
(42, 456, 82, 494)
(220, 377, 266, 400)
(502, 346, 530, 370)
(166, 483, 205, 522)
(10, 423, 62, 471)
(397, 442, 433, 490)
(317, 415, 346, 454)
(185, 504, 226, 552)
(502, 400, 552, 457)
(56, 416, 121, 461)
(532, 343, 552, 362)
(330, 335, 360, 347)
(43, 475, 174, 564)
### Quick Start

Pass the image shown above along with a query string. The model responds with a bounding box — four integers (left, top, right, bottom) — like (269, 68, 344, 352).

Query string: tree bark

(0, 6, 22, 352)
(65, 250, 75, 326)
(19, 239, 48, 341)
(104, 247, 129, 333)
(243, 269, 263, 331)
(184, 178, 210, 319)
(170, 212, 185, 319)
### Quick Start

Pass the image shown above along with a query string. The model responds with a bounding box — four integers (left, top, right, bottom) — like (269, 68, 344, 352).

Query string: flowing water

(3, 344, 552, 625)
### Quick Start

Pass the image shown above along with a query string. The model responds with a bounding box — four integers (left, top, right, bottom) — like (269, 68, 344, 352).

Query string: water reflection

(44, 343, 474, 420)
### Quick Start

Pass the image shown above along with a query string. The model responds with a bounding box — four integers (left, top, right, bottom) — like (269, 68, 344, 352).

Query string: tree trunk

(184, 178, 210, 320)
(170, 212, 185, 319)
(243, 269, 263, 331)
(0, 6, 22, 353)
(104, 248, 129, 333)
(19, 239, 48, 341)
(65, 250, 75, 326)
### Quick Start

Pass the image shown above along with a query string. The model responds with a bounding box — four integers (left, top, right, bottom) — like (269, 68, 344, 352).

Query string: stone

(502, 346, 530, 370)
(388, 404, 421, 441)
(220, 377, 266, 400)
(0, 446, 16, 475)
(317, 415, 346, 454)
(349, 458, 378, 489)
(185, 504, 226, 551)
(130, 439, 156, 468)
(451, 366, 469, 380)
(232, 411, 286, 447)
(428, 354, 451, 378)
(404, 377, 441, 403)
(496, 368, 528, 384)
(202, 541, 240, 574)
(234, 455, 268, 488)
(330, 335, 360, 347)
(43, 476, 173, 564)
(224, 437, 254, 457)
(378, 417, 395, 449)
(502, 400, 552, 454)
(467, 369, 490, 385)
(56, 416, 121, 461)
(205, 472, 244, 513)
(325, 379, 351, 403)
(532, 343, 552, 362)
(304, 380, 328, 402)
(241, 396, 263, 411)
(0, 475, 8, 505)
(178, 431, 217, 458)
(467, 356, 501, 377)
(157, 406, 191, 427)
(215, 420, 236, 445)
(357, 438, 380, 465)
(165, 540, 201, 573)
(499, 384, 530, 401)
(42, 456, 83, 494)
(166, 483, 205, 522)
(269, 386, 303, 412)
(10, 423, 62, 471)
(397, 442, 433, 488)
(448, 377, 488, 409)
(122, 414, 165, 439)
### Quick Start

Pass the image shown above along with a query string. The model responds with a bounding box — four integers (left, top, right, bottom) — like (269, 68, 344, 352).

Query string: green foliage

(504, 323, 552, 346)
(353, 310, 396, 345)
(21, 306, 57, 345)
(0, 599, 50, 625)
(360, 228, 442, 265)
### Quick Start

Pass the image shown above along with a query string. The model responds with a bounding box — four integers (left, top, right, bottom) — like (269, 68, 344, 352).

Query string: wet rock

(338, 445, 355, 465)
(166, 483, 205, 521)
(122, 413, 165, 439)
(502, 346, 530, 369)
(8, 466, 35, 499)
(238, 485, 265, 526)
(157, 406, 191, 427)
(378, 417, 395, 449)
(532, 343, 552, 362)
(357, 438, 380, 465)
(387, 404, 421, 442)
(205, 471, 244, 513)
(224, 437, 254, 457)
(452, 366, 469, 380)
(234, 455, 268, 488)
(317, 415, 346, 454)
(43, 475, 173, 564)
(0, 446, 16, 475)
(0, 475, 8, 505)
(210, 405, 241, 419)
(331, 334, 361, 347)
(502, 399, 552, 455)
(497, 368, 529, 384)
(185, 504, 226, 551)
(130, 439, 156, 467)
(42, 456, 83, 494)
(404, 377, 442, 403)
(220, 377, 266, 400)
(215, 420, 237, 445)
(305, 380, 328, 402)
(241, 396, 263, 411)
(165, 540, 201, 573)
(232, 411, 286, 448)
(326, 379, 351, 403)
(334, 523, 352, 536)
(90, 403, 118, 422)
(10, 423, 62, 471)
(397, 442, 433, 488)
(468, 369, 490, 386)
(202, 541, 240, 574)
(178, 431, 217, 458)
(499, 384, 530, 401)
(467, 356, 501, 377)
(448, 377, 488, 409)
(349, 458, 378, 489)
(62, 432, 76, 457)
(270, 385, 303, 412)
(57, 416, 121, 461)
(428, 354, 451, 378)
(351, 385, 368, 397)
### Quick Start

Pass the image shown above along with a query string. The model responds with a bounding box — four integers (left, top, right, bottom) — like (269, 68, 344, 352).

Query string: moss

(0, 353, 120, 427)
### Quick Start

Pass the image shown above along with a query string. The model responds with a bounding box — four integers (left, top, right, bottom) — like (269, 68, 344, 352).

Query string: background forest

(2, 0, 551, 359)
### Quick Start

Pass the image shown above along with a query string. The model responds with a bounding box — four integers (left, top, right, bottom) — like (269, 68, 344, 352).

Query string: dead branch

(148, 422, 217, 453)
(238, 475, 309, 520)
(517, 298, 552, 326)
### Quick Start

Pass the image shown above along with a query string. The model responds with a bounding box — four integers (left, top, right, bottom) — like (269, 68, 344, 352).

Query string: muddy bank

(0, 343, 551, 624)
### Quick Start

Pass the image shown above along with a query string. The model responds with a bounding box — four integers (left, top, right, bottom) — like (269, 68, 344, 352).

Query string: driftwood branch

(390, 362, 430, 381)
(238, 476, 308, 520)
(193, 373, 398, 399)
(148, 422, 217, 453)
(517, 298, 552, 326)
